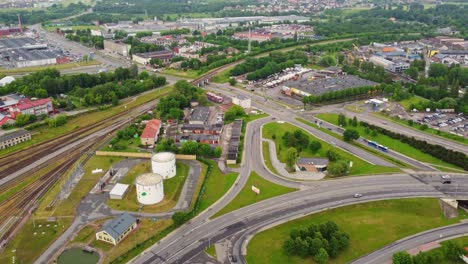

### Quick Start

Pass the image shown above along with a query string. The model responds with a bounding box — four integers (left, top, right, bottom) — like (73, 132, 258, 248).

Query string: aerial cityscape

(0, 0, 467, 264)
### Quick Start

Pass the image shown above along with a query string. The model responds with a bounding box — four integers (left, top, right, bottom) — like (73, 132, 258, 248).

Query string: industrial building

(109, 183, 130, 200)
(369, 56, 409, 73)
(176, 134, 220, 145)
(132, 50, 174, 65)
(96, 212, 137, 245)
(140, 119, 162, 146)
(103, 40, 131, 57)
(0, 37, 67, 68)
(151, 152, 176, 179)
(282, 73, 377, 97)
(232, 95, 251, 109)
(9, 98, 54, 119)
(0, 130, 31, 149)
(188, 107, 211, 125)
(135, 173, 164, 205)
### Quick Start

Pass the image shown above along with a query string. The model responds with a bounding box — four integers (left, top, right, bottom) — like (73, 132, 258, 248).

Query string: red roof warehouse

(140, 119, 162, 146)
(9, 98, 54, 119)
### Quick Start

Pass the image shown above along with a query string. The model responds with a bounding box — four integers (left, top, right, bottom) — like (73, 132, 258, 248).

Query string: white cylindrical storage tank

(151, 152, 176, 179)
(135, 173, 164, 205)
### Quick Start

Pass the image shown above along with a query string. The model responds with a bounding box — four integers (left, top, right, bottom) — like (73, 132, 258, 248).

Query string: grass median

(247, 198, 468, 264)
(212, 171, 296, 218)
(263, 122, 400, 176)
(316, 113, 464, 171)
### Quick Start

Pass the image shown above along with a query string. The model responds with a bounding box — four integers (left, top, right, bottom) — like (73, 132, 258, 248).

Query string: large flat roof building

(188, 107, 211, 125)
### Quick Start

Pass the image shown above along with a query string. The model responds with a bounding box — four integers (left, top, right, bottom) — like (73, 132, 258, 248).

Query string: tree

(214, 146, 222, 158)
(443, 241, 465, 261)
(338, 114, 347, 127)
(351, 116, 358, 127)
(180, 141, 199, 155)
(406, 66, 419, 80)
(314, 248, 329, 264)
(326, 149, 340, 161)
(327, 160, 349, 177)
(172, 211, 189, 226)
(285, 147, 298, 170)
(15, 114, 31, 127)
(309, 141, 322, 153)
(337, 54, 345, 65)
(343, 129, 360, 142)
(393, 252, 413, 264)
(224, 105, 245, 122)
(229, 78, 237, 86)
(429, 63, 448, 78)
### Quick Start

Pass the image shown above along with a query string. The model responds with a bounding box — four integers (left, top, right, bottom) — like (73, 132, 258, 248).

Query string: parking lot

(412, 112, 468, 137)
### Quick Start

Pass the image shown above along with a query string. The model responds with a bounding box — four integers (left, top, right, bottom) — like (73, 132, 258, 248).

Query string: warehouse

(180, 124, 223, 135)
(0, 130, 31, 149)
(132, 50, 174, 65)
(226, 119, 243, 164)
(282, 73, 378, 97)
(1, 49, 59, 68)
(96, 212, 137, 245)
(176, 134, 220, 145)
(104, 40, 131, 57)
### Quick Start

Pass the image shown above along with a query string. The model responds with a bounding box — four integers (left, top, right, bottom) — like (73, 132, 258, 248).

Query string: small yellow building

(96, 212, 137, 245)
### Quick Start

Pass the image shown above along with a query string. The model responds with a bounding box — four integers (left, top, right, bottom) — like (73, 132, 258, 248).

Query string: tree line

(393, 241, 466, 264)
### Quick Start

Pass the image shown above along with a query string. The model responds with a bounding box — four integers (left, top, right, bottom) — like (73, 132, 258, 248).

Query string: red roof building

(0, 114, 13, 126)
(140, 119, 162, 146)
(9, 98, 54, 119)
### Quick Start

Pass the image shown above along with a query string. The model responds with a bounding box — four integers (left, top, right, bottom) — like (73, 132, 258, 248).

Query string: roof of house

(140, 119, 161, 139)
(297, 158, 329, 166)
(14, 98, 52, 111)
(101, 212, 136, 240)
(0, 115, 11, 126)
(0, 129, 30, 143)
(0, 76, 15, 86)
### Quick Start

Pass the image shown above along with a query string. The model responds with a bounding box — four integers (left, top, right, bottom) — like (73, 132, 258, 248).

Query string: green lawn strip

(101, 138, 149, 153)
(211, 67, 232, 83)
(316, 113, 464, 170)
(0, 218, 73, 264)
(263, 122, 399, 176)
(246, 198, 468, 264)
(161, 68, 199, 79)
(397, 96, 430, 111)
(212, 171, 296, 218)
(0, 61, 100, 75)
(262, 141, 281, 175)
(372, 112, 468, 145)
(196, 160, 238, 213)
(296, 118, 410, 169)
(0, 86, 172, 158)
(106, 162, 189, 213)
(205, 244, 217, 258)
(432, 165, 467, 173)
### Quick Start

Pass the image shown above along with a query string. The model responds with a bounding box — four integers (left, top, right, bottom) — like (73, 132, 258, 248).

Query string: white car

(353, 193, 363, 198)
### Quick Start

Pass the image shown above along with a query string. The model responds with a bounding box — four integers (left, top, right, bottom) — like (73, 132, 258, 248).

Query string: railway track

(0, 142, 91, 247)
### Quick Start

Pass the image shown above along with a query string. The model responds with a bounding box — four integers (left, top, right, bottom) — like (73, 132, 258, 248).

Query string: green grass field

(212, 171, 296, 218)
(205, 244, 217, 258)
(397, 96, 430, 111)
(247, 198, 468, 264)
(211, 67, 232, 84)
(316, 113, 464, 171)
(0, 218, 73, 264)
(161, 68, 200, 79)
(0, 61, 100, 75)
(196, 160, 238, 213)
(107, 162, 189, 213)
(263, 122, 400, 176)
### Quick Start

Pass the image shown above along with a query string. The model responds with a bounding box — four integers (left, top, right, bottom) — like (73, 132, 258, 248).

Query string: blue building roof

(101, 212, 136, 240)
